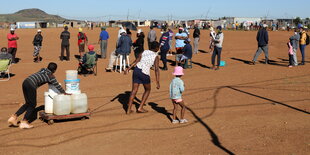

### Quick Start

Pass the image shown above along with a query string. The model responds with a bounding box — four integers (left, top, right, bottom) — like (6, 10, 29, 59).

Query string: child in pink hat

(169, 66, 188, 124)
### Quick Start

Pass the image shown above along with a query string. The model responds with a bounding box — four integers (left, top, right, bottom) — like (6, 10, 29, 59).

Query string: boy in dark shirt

(8, 62, 67, 129)
(60, 26, 70, 61)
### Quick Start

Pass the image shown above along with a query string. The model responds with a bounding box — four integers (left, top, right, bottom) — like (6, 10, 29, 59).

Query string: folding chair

(0, 59, 11, 81)
(78, 53, 97, 76)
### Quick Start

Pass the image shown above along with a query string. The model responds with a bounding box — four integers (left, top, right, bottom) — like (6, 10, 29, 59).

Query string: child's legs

(178, 101, 186, 119)
(171, 100, 178, 120)
(289, 54, 294, 66)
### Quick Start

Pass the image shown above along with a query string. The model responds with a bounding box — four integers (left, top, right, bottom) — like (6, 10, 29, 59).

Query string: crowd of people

(2, 22, 309, 129)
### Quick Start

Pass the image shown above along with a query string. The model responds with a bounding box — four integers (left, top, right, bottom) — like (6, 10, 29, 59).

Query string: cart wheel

(47, 120, 54, 125)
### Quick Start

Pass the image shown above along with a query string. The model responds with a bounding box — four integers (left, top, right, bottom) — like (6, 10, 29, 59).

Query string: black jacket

(33, 34, 43, 46)
(256, 28, 269, 47)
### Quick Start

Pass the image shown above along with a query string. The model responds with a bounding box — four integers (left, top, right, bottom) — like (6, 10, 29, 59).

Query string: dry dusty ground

(0, 27, 309, 155)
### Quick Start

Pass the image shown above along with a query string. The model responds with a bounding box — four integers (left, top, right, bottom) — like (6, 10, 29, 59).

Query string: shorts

(172, 99, 183, 103)
(133, 67, 150, 84)
(33, 46, 41, 56)
(79, 43, 85, 52)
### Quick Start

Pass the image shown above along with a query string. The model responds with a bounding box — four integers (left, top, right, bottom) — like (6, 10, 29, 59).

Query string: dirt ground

(0, 27, 309, 155)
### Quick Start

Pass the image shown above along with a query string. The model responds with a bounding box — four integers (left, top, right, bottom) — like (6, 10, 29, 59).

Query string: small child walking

(287, 41, 294, 67)
(169, 66, 188, 124)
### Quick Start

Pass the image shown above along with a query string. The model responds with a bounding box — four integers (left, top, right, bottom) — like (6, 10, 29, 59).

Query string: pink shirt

(7, 33, 18, 48)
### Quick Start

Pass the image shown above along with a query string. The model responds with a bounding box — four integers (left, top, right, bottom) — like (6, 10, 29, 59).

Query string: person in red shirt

(78, 28, 88, 59)
(7, 28, 19, 63)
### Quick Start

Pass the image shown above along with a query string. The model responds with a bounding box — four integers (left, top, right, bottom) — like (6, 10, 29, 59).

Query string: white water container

(65, 79, 80, 94)
(53, 94, 71, 115)
(71, 93, 88, 114)
(66, 70, 78, 80)
(44, 92, 54, 113)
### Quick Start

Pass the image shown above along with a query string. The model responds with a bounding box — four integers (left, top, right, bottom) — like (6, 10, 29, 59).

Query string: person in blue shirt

(180, 39, 192, 68)
(175, 27, 188, 65)
(98, 27, 109, 59)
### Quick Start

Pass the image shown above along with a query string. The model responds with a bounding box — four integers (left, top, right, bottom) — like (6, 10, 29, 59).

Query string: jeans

(61, 44, 70, 60)
(100, 40, 108, 59)
(300, 44, 306, 63)
(193, 37, 199, 54)
(15, 80, 37, 121)
(253, 45, 268, 62)
(211, 46, 222, 66)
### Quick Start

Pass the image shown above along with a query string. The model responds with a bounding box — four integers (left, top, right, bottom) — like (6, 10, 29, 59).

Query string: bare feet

(126, 110, 134, 115)
(137, 109, 148, 113)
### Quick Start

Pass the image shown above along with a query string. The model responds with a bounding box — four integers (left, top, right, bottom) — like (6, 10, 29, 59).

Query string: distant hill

(0, 8, 67, 23)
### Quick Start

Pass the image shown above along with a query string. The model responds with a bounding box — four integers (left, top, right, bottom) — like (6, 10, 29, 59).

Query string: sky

(0, 0, 309, 21)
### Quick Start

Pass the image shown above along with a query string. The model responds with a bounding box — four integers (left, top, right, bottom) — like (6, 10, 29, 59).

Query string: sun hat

(263, 24, 268, 28)
(298, 23, 303, 29)
(10, 27, 15, 31)
(101, 26, 106, 30)
(37, 29, 42, 32)
(79, 28, 83, 32)
(173, 66, 184, 76)
(178, 27, 184, 31)
(137, 29, 142, 34)
(88, 45, 94, 51)
(209, 27, 214, 31)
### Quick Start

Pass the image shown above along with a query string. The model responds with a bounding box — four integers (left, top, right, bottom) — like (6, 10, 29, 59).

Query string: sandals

(172, 119, 179, 124)
(180, 119, 188, 124)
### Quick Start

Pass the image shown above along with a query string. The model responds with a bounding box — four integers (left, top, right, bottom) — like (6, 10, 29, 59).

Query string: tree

(293, 17, 302, 26)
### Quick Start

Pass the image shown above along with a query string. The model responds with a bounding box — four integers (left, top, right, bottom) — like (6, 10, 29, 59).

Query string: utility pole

(127, 9, 129, 21)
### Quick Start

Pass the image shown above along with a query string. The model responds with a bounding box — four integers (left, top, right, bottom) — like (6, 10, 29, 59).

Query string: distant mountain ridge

(0, 8, 67, 23)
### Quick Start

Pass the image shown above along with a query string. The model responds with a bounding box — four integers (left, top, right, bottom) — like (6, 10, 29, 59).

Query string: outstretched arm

(154, 56, 160, 89)
(124, 52, 142, 74)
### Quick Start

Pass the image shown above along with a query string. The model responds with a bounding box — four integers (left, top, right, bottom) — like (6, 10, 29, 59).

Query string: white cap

(37, 29, 42, 32)
(263, 24, 268, 28)
(120, 29, 126, 34)
(10, 28, 15, 31)
(137, 29, 142, 34)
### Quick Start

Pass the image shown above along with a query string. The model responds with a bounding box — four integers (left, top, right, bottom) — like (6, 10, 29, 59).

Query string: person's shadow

(111, 91, 141, 113)
(148, 102, 172, 122)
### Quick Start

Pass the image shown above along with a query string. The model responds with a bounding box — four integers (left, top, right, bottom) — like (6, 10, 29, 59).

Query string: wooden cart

(39, 111, 91, 125)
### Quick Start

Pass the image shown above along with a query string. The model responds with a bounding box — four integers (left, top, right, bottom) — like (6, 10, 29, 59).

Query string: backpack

(306, 33, 310, 45)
